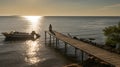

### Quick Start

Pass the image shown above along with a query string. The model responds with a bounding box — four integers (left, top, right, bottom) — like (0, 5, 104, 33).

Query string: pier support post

(57, 39, 60, 48)
(45, 31, 47, 45)
(49, 34, 51, 46)
(58, 39, 59, 46)
(65, 42, 67, 54)
(56, 38, 58, 48)
(81, 50, 84, 64)
(75, 48, 78, 57)
(53, 36, 54, 46)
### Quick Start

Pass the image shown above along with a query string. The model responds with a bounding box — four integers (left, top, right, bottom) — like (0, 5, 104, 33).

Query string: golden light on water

(25, 41, 40, 64)
(22, 16, 42, 32)
(23, 16, 41, 24)
(22, 16, 44, 64)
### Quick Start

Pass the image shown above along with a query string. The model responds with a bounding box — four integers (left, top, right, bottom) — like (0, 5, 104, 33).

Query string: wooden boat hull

(2, 32, 40, 41)
(5, 36, 34, 41)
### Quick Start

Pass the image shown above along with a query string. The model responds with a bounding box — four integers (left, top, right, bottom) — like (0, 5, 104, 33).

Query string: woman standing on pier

(49, 24, 55, 35)
(49, 24, 52, 32)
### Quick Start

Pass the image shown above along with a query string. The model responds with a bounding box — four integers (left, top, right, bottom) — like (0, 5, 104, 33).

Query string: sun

(22, 16, 42, 32)
(22, 16, 42, 24)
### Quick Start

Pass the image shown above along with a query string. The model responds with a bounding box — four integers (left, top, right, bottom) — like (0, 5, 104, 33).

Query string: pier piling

(55, 38, 58, 48)
(75, 48, 78, 58)
(64, 42, 67, 54)
(45, 31, 47, 45)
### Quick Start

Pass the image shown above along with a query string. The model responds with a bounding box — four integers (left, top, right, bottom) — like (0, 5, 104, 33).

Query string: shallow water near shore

(0, 16, 120, 67)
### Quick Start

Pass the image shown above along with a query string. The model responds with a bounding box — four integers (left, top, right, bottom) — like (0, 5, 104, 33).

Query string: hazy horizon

(0, 15, 120, 17)
(0, 0, 120, 16)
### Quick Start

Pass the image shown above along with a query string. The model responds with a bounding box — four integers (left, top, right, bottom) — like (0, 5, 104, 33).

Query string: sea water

(0, 16, 120, 67)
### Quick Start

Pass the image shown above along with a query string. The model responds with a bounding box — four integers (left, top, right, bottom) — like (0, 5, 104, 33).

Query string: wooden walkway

(45, 31, 120, 67)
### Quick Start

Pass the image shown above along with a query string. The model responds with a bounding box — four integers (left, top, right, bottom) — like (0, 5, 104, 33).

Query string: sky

(0, 0, 120, 16)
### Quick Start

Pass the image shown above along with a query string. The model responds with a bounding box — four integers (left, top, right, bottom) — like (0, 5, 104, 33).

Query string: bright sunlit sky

(0, 0, 120, 16)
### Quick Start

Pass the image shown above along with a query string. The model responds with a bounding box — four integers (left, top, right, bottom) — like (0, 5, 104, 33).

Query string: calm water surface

(0, 16, 120, 67)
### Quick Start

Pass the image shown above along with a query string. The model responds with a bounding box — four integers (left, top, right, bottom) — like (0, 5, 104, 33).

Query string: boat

(2, 31, 40, 41)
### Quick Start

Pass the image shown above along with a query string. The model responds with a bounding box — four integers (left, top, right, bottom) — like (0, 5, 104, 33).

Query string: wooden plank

(46, 31, 120, 67)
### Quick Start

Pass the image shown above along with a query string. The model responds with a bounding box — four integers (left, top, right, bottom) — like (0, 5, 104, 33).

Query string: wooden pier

(45, 31, 120, 67)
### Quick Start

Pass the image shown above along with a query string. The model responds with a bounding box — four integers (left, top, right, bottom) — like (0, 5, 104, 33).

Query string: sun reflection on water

(22, 16, 42, 32)
(25, 40, 40, 64)
(21, 16, 44, 65)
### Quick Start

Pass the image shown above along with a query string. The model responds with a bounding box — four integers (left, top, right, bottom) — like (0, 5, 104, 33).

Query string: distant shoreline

(0, 16, 120, 17)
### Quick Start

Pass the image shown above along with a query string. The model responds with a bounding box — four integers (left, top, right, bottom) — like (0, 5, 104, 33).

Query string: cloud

(99, 4, 120, 10)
